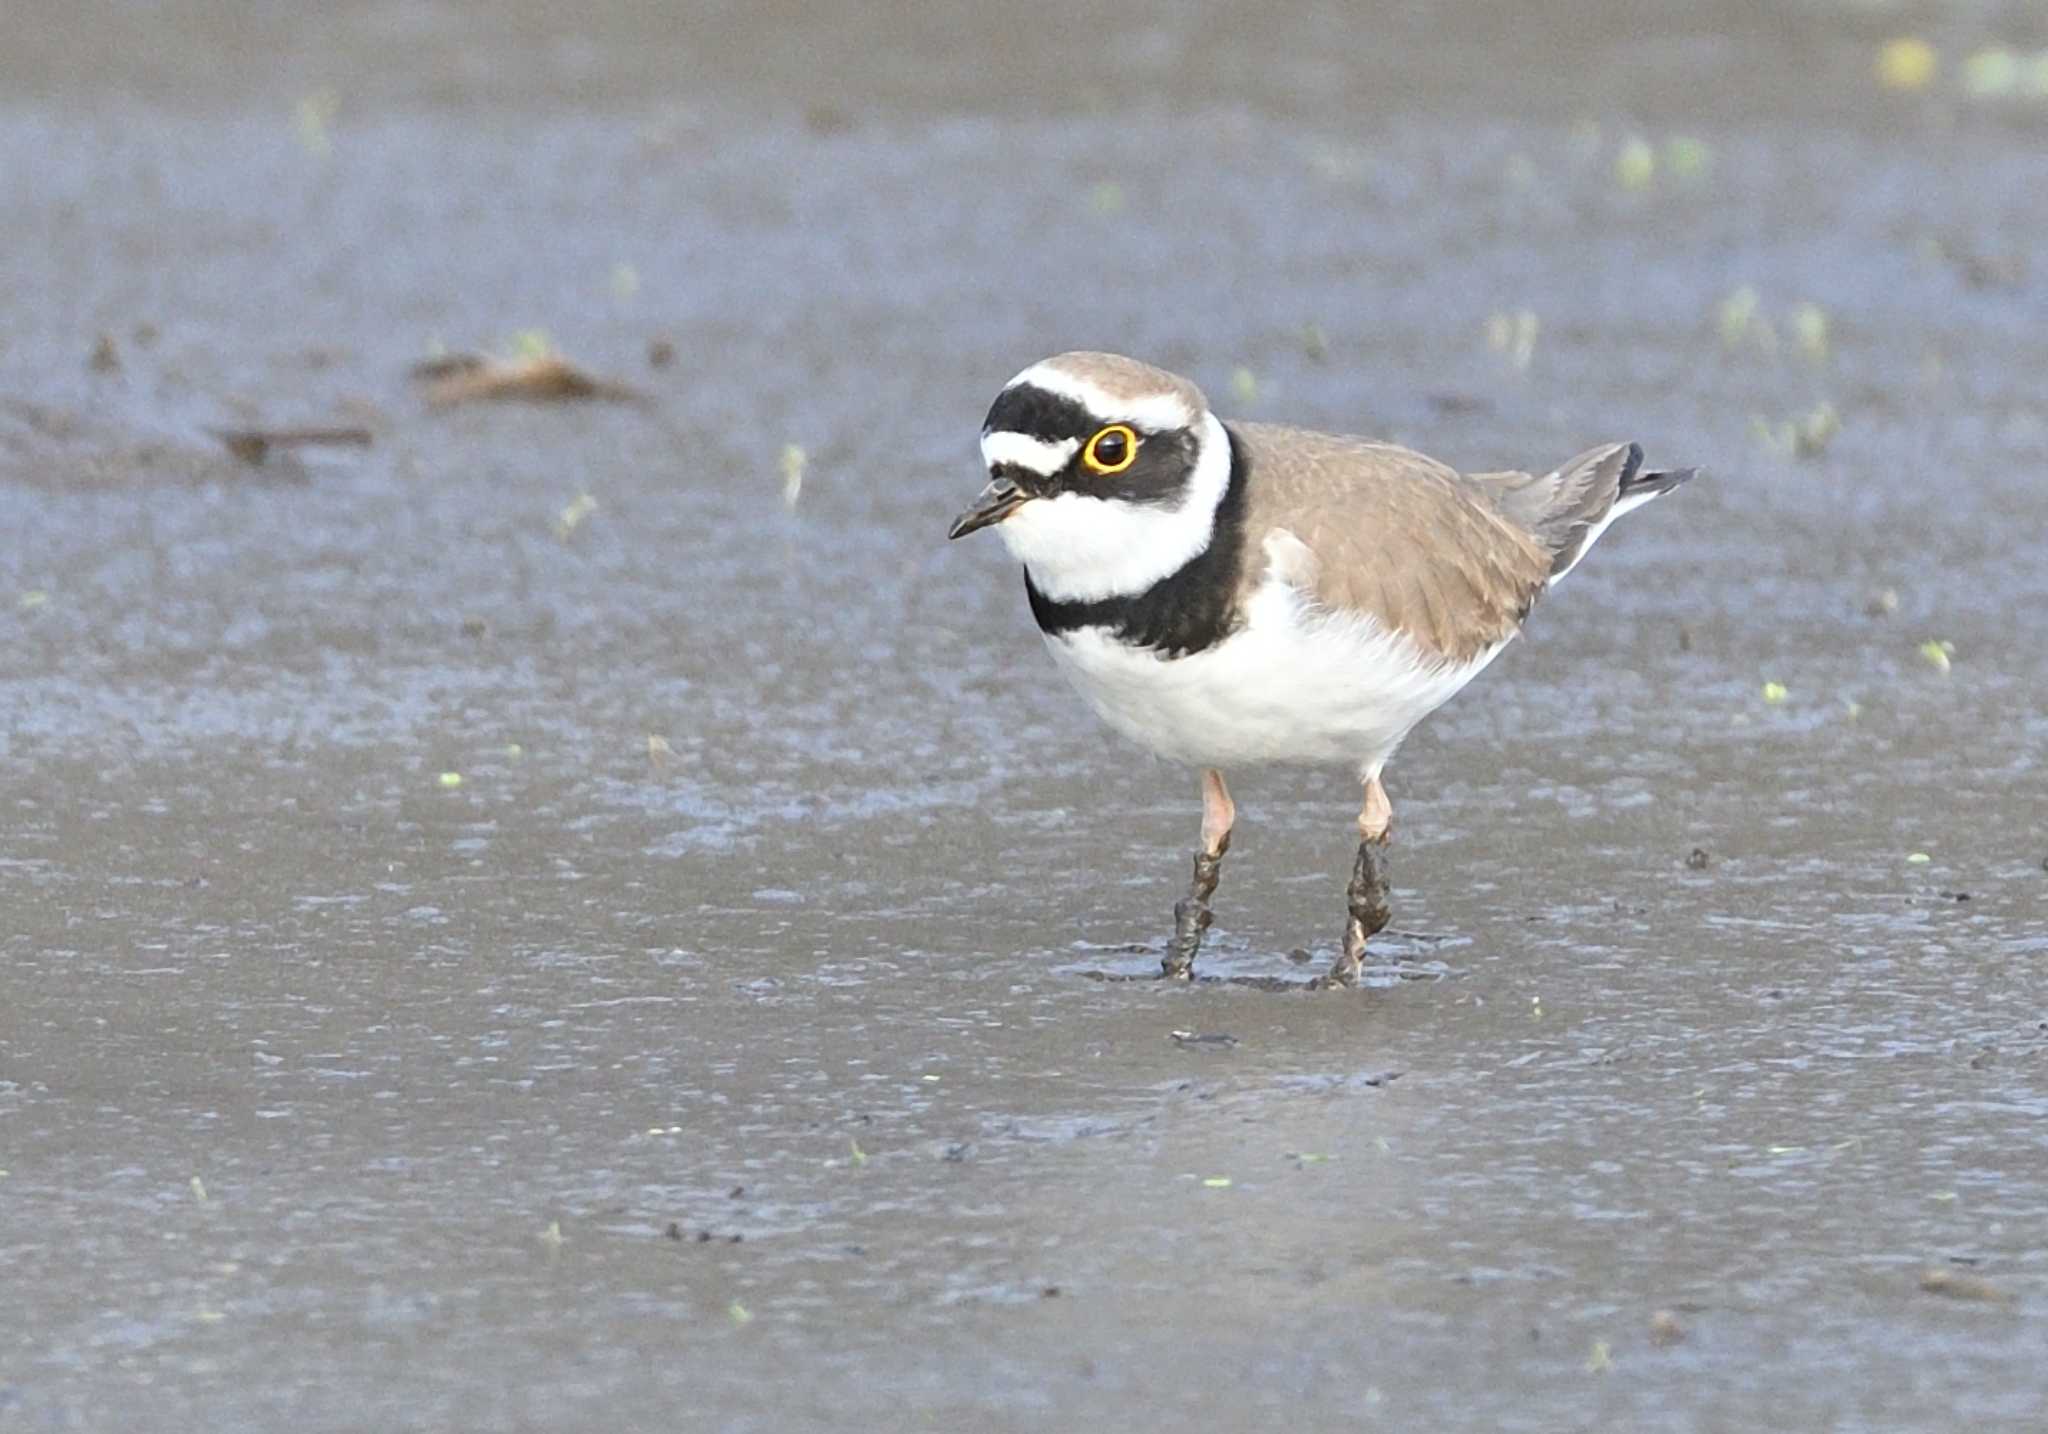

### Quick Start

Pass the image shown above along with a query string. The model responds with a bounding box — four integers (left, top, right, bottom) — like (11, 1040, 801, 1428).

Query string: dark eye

(1082, 424, 1137, 475)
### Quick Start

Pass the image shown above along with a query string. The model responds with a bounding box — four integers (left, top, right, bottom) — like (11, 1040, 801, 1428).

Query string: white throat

(994, 411, 1233, 602)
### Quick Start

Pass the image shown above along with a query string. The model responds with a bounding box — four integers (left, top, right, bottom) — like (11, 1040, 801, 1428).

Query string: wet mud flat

(4, 2, 2048, 1430)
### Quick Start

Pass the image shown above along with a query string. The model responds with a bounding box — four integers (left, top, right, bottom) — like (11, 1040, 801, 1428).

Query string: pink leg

(1199, 768, 1235, 858)
(1328, 774, 1393, 987)
(1164, 769, 1234, 980)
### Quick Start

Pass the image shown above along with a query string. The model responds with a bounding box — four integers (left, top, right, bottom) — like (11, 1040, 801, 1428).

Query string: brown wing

(1233, 422, 1552, 663)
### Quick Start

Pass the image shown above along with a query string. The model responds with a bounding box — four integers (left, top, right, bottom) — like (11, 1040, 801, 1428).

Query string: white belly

(1042, 573, 1507, 776)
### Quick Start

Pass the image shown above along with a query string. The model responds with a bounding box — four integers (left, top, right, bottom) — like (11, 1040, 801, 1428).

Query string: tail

(1615, 449, 1698, 514)
(1468, 443, 1698, 584)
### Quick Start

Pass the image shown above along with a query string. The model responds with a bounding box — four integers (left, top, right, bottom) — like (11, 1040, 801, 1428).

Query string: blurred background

(3, 2, 2045, 1431)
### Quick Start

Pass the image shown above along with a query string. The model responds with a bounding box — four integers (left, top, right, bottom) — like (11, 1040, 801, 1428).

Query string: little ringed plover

(949, 351, 1697, 986)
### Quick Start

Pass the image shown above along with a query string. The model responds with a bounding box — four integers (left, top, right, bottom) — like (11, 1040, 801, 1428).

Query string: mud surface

(4, 2, 2047, 1429)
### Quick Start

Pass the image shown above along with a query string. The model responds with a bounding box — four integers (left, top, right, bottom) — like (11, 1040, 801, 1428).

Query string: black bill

(947, 478, 1030, 539)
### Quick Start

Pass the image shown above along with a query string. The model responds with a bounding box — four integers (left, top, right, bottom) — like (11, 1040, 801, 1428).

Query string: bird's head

(949, 352, 1234, 603)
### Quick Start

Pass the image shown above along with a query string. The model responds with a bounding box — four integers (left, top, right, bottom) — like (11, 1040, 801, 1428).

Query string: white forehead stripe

(980, 431, 1079, 476)
(1004, 362, 1198, 434)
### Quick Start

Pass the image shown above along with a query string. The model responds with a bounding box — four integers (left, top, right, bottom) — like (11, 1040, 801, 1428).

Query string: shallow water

(3, 1, 2046, 1429)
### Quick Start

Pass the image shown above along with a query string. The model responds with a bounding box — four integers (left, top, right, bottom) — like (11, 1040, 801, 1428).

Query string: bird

(948, 351, 1697, 986)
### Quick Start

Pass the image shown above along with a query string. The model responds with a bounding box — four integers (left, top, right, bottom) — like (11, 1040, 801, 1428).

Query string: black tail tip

(1621, 458, 1699, 499)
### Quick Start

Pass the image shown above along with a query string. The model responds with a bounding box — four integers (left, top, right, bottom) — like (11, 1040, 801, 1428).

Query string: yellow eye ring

(1081, 424, 1138, 476)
